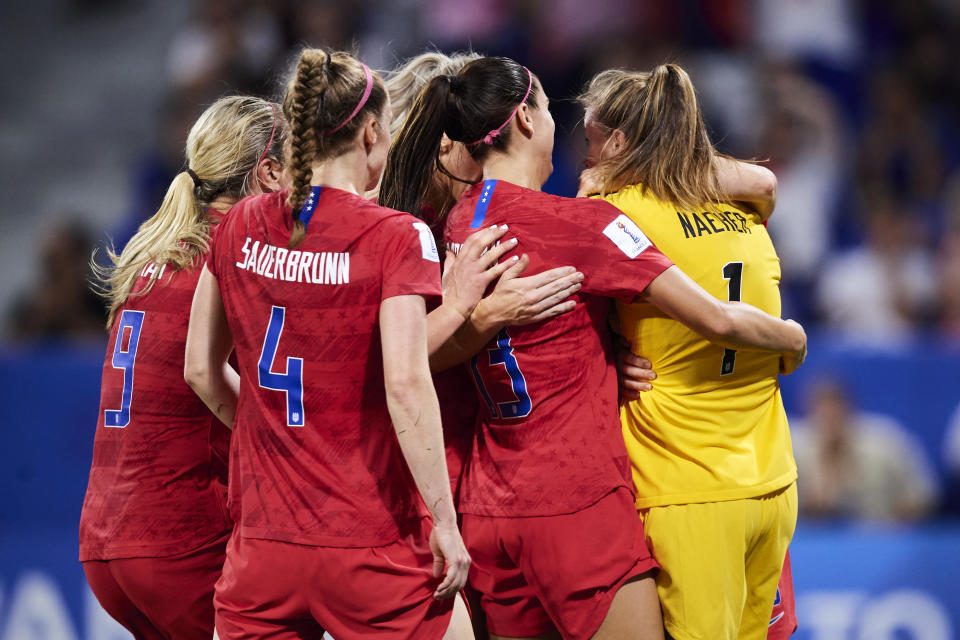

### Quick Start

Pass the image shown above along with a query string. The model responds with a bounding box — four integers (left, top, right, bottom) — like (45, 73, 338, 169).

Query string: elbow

(384, 372, 426, 408)
(183, 357, 208, 393)
(759, 167, 777, 203)
(703, 302, 737, 344)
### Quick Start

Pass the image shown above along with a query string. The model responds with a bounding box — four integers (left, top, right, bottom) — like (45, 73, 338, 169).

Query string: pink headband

(249, 102, 277, 176)
(326, 62, 374, 136)
(467, 67, 533, 147)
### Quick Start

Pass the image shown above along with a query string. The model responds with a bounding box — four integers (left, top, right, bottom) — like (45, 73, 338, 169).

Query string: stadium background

(1, 0, 958, 638)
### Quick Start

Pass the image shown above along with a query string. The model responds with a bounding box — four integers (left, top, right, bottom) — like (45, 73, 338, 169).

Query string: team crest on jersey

(603, 214, 651, 258)
(412, 222, 440, 262)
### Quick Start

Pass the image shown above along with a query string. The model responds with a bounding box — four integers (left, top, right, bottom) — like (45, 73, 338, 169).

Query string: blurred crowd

(7, 0, 959, 522)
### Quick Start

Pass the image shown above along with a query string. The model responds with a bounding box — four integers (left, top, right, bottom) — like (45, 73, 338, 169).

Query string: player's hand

(616, 336, 656, 401)
(779, 319, 807, 375)
(577, 166, 605, 197)
(473, 255, 583, 330)
(442, 224, 518, 319)
(429, 521, 471, 600)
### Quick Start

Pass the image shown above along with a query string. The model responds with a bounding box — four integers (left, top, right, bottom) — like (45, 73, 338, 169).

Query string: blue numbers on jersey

(258, 306, 305, 427)
(470, 327, 532, 419)
(104, 310, 145, 428)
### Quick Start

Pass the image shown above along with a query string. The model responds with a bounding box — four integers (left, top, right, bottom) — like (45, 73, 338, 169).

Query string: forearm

(713, 156, 777, 220)
(429, 298, 500, 371)
(717, 301, 804, 353)
(386, 380, 458, 525)
(426, 303, 468, 357)
(186, 363, 240, 428)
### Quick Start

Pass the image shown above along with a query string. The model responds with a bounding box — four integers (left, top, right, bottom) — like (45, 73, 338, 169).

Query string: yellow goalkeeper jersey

(599, 184, 796, 509)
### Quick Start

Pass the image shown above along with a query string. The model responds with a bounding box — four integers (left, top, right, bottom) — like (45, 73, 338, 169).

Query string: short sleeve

(378, 215, 443, 301)
(565, 200, 673, 302)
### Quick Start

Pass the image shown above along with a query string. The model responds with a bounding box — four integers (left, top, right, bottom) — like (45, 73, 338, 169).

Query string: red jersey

(419, 204, 480, 502)
(80, 245, 232, 561)
(444, 180, 673, 516)
(208, 188, 442, 547)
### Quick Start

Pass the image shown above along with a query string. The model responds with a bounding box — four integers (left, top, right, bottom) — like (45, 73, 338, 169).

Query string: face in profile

(582, 108, 615, 169)
(526, 84, 555, 185)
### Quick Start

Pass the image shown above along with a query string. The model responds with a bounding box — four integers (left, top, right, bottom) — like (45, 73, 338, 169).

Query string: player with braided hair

(185, 48, 475, 638)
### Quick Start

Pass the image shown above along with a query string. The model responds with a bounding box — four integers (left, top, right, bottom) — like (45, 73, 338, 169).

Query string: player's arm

(184, 265, 240, 428)
(426, 224, 515, 355)
(712, 156, 777, 220)
(643, 265, 806, 372)
(380, 294, 470, 599)
(429, 254, 583, 371)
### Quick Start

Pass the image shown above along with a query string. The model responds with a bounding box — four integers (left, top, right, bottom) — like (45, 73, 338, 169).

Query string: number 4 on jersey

(720, 261, 743, 376)
(259, 306, 305, 427)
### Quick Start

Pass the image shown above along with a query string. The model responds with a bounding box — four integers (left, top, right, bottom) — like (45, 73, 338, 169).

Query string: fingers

(621, 377, 653, 393)
(620, 352, 652, 371)
(496, 253, 531, 283)
(528, 281, 582, 315)
(484, 254, 521, 282)
(524, 300, 577, 324)
(433, 554, 470, 600)
(462, 224, 509, 260)
(432, 552, 445, 579)
(523, 265, 578, 289)
(479, 236, 518, 270)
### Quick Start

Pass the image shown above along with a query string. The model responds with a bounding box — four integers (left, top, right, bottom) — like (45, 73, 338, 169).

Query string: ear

(515, 103, 535, 138)
(255, 157, 284, 193)
(439, 133, 454, 157)
(609, 129, 626, 155)
(363, 116, 379, 152)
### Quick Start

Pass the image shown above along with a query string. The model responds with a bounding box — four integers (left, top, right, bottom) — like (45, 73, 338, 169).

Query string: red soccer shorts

(768, 550, 798, 640)
(213, 522, 455, 639)
(83, 531, 229, 640)
(462, 487, 659, 639)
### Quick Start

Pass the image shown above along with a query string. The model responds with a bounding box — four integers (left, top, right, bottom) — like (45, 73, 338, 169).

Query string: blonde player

(578, 64, 799, 640)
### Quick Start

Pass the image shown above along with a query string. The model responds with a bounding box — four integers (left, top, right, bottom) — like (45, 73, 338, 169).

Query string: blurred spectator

(754, 0, 860, 67)
(935, 173, 960, 339)
(815, 195, 936, 344)
(6, 220, 106, 342)
(166, 0, 283, 102)
(792, 380, 938, 522)
(943, 401, 960, 514)
(759, 65, 844, 318)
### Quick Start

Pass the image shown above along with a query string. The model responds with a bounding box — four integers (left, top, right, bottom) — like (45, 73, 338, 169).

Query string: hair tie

(448, 75, 463, 94)
(326, 62, 374, 136)
(186, 168, 201, 187)
(467, 66, 533, 147)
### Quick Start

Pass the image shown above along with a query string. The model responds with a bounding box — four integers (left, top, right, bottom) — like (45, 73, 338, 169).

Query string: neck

(309, 148, 368, 195)
(208, 196, 237, 213)
(482, 152, 543, 191)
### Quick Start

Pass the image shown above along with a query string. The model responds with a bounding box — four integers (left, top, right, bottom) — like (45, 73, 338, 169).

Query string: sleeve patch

(412, 222, 440, 262)
(602, 214, 652, 258)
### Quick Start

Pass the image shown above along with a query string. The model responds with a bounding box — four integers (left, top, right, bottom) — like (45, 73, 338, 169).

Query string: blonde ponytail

(95, 96, 287, 327)
(578, 63, 728, 211)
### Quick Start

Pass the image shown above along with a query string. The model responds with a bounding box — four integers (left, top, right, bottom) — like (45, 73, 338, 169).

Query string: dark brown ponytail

(379, 56, 539, 215)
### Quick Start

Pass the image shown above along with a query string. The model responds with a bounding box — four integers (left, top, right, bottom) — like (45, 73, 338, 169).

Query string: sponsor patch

(602, 214, 651, 258)
(412, 222, 440, 262)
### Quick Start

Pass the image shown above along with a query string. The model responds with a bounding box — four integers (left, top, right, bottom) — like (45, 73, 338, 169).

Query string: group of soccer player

(79, 45, 807, 640)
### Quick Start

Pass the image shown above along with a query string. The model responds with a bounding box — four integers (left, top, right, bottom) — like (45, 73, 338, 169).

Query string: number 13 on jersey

(470, 327, 533, 419)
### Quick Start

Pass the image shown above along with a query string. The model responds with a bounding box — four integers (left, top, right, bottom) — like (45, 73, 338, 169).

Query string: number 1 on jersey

(259, 306, 305, 427)
(720, 261, 743, 376)
(104, 310, 145, 428)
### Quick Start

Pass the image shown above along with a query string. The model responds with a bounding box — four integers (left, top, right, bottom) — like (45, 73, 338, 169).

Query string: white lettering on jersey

(139, 262, 167, 280)
(602, 214, 652, 258)
(235, 238, 251, 268)
(412, 222, 440, 262)
(235, 237, 350, 284)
